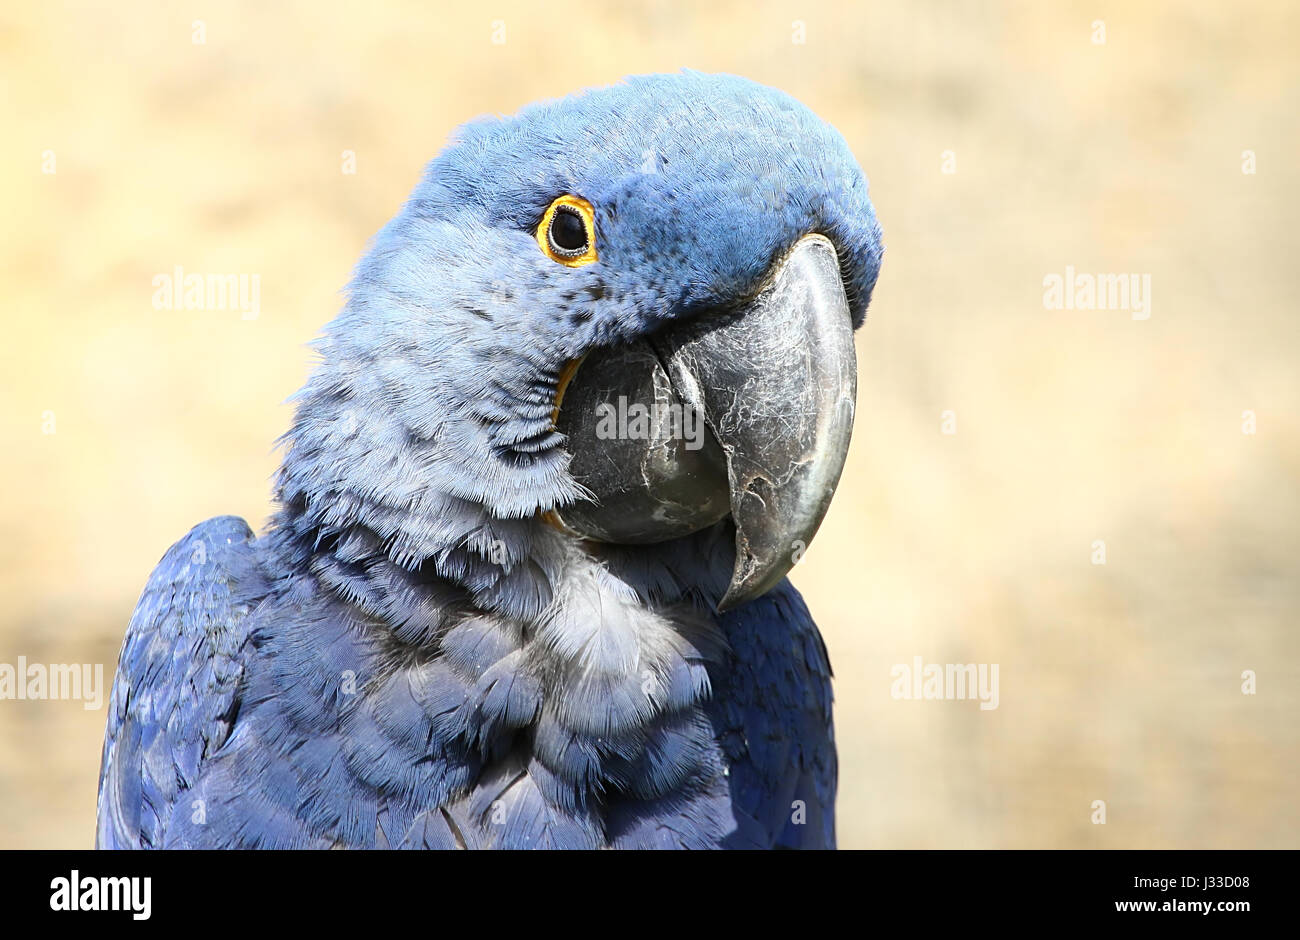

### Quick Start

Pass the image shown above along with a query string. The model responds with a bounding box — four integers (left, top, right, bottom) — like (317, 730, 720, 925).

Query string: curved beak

(656, 234, 856, 609)
(553, 233, 857, 612)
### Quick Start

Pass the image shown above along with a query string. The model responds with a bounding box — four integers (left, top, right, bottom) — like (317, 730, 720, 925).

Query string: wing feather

(96, 516, 269, 848)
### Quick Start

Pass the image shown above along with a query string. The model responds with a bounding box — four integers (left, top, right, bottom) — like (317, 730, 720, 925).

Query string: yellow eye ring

(537, 195, 598, 267)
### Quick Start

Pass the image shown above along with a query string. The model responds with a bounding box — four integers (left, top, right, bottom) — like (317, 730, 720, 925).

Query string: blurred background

(1, 0, 1296, 849)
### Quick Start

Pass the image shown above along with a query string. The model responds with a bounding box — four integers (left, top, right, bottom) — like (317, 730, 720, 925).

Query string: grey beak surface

(553, 233, 857, 612)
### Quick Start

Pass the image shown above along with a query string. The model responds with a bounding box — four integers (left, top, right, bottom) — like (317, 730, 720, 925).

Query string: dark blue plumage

(97, 71, 882, 849)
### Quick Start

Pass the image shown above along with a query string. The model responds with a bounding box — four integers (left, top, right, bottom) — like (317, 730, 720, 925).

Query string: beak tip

(714, 543, 788, 613)
(715, 580, 746, 614)
(714, 586, 749, 615)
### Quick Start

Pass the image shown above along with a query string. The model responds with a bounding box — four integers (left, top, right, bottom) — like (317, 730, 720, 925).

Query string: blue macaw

(96, 71, 883, 849)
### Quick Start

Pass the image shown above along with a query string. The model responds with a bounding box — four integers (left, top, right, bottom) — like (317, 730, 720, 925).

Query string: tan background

(1, 0, 1296, 848)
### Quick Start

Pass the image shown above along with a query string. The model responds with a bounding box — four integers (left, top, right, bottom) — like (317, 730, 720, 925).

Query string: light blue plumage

(97, 71, 883, 849)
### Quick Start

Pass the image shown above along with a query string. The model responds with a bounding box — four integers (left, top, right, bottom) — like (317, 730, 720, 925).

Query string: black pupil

(550, 208, 588, 253)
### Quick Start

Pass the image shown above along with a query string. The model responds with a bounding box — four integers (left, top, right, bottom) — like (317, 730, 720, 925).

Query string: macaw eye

(537, 195, 598, 267)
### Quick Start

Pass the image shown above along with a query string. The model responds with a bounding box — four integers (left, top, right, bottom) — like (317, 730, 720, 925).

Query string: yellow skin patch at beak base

(542, 354, 588, 535)
(536, 195, 599, 267)
(550, 354, 586, 425)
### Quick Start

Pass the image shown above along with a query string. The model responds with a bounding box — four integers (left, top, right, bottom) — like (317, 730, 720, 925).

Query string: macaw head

(279, 71, 883, 618)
